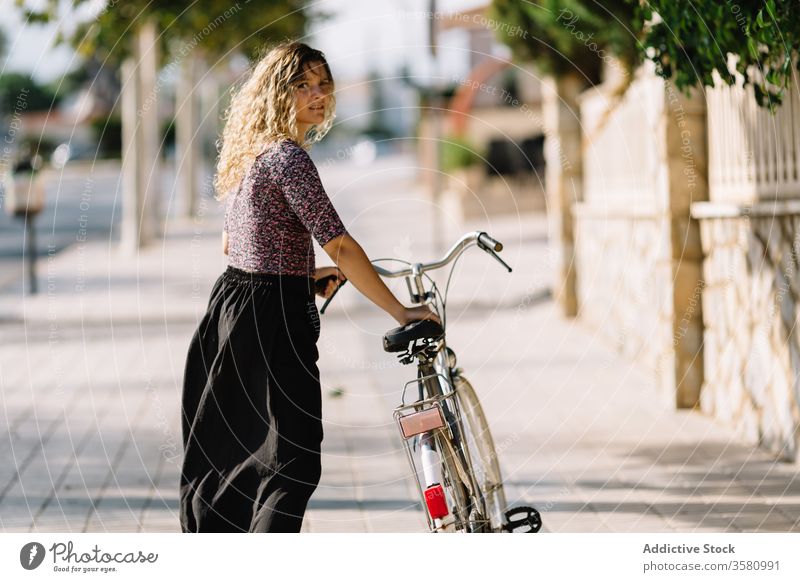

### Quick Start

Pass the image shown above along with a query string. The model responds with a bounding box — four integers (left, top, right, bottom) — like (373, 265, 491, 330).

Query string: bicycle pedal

(504, 506, 542, 533)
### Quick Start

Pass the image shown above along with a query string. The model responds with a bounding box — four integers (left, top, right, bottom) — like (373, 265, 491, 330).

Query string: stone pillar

(138, 19, 161, 240)
(543, 74, 585, 317)
(177, 55, 199, 218)
(200, 60, 222, 182)
(662, 87, 708, 408)
(120, 55, 144, 254)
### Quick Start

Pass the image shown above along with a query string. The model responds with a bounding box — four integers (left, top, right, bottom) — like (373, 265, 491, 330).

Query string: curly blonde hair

(213, 41, 336, 201)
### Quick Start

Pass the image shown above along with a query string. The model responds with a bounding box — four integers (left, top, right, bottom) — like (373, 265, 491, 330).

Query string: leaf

(766, 0, 777, 19)
(747, 37, 759, 59)
(765, 68, 781, 86)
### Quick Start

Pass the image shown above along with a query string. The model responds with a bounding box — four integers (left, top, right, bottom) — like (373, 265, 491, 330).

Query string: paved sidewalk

(1, 154, 798, 533)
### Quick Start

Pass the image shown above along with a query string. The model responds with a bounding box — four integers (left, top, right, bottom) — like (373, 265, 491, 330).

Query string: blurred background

(0, 0, 546, 281)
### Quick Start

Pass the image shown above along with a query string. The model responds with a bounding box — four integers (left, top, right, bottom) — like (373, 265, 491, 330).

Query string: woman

(179, 41, 439, 533)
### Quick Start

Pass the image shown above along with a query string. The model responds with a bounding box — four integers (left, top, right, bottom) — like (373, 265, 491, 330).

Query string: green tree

(635, 0, 799, 108)
(16, 0, 310, 64)
(489, 0, 641, 86)
(0, 72, 61, 113)
(490, 1, 796, 109)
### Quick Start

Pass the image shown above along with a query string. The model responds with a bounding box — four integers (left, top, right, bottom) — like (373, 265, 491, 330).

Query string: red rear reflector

(424, 484, 449, 519)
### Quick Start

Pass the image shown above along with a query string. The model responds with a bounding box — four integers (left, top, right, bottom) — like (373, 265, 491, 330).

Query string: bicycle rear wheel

(451, 373, 508, 532)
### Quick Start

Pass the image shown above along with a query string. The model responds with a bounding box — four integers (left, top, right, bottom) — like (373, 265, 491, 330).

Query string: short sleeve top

(224, 139, 347, 276)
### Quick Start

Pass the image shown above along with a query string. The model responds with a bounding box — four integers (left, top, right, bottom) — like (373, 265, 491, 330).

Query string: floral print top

(224, 139, 347, 276)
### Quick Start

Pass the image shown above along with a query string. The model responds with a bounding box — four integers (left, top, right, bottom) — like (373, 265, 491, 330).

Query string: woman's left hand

(314, 266, 346, 298)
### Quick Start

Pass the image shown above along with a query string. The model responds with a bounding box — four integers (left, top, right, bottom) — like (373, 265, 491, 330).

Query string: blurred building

(419, 4, 546, 221)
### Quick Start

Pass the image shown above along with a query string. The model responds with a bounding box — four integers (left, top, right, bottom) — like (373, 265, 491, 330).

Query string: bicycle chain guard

(504, 506, 542, 533)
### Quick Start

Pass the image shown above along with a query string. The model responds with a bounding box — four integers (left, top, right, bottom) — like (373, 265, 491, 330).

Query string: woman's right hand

(396, 305, 441, 327)
(323, 233, 443, 327)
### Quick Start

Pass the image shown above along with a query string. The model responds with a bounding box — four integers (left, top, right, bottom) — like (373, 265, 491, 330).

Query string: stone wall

(574, 64, 707, 408)
(692, 202, 800, 461)
(574, 209, 673, 391)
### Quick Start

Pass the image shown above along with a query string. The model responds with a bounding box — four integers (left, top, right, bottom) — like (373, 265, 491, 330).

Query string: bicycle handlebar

(478, 232, 503, 252)
(373, 231, 502, 279)
(319, 231, 509, 314)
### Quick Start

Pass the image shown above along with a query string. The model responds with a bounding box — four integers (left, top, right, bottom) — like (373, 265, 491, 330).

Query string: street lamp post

(4, 150, 46, 294)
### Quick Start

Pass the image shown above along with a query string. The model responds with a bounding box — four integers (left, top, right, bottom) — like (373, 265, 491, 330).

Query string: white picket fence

(707, 75, 800, 202)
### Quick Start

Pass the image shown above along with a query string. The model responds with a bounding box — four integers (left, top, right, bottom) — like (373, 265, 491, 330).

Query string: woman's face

(293, 61, 333, 129)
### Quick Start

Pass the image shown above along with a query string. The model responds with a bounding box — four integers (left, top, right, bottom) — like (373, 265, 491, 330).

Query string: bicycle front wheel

(451, 373, 508, 532)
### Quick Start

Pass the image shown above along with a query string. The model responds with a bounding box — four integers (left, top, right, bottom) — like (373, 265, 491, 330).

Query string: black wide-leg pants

(179, 266, 323, 533)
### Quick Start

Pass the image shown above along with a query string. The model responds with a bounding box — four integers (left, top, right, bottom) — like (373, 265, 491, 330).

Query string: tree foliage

(0, 72, 61, 113)
(636, 0, 799, 108)
(489, 0, 642, 86)
(490, 0, 798, 109)
(15, 0, 310, 66)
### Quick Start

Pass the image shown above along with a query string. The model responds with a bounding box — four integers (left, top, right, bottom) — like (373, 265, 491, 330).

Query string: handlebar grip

(319, 279, 347, 314)
(478, 232, 503, 252)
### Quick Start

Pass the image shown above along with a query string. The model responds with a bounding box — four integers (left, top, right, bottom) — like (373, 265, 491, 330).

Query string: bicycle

(320, 231, 542, 533)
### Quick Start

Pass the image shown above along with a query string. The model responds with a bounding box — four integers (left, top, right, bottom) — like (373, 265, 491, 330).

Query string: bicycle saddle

(382, 319, 444, 353)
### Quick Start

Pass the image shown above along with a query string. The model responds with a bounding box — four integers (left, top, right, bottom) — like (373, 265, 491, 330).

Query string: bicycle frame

(320, 230, 513, 532)
(381, 235, 508, 532)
